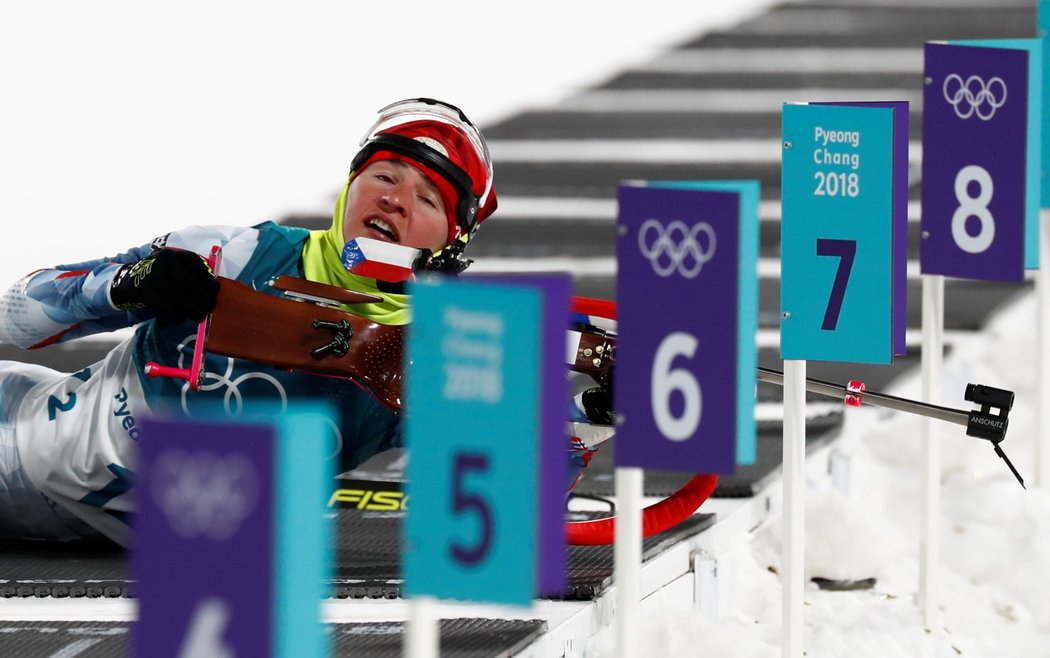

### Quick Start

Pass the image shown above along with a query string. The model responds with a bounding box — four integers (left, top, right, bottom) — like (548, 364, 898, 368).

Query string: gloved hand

(568, 375, 614, 492)
(110, 248, 219, 322)
(579, 377, 614, 426)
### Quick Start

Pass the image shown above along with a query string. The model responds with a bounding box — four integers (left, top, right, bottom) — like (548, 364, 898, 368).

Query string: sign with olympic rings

(405, 275, 569, 606)
(616, 181, 759, 473)
(781, 101, 906, 364)
(921, 40, 1042, 281)
(136, 404, 333, 658)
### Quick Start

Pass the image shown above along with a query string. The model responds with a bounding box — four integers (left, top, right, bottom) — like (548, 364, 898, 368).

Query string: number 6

(651, 332, 702, 442)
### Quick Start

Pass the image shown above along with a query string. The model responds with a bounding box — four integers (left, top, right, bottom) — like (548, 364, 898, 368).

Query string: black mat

(563, 512, 716, 600)
(0, 509, 714, 602)
(326, 618, 546, 658)
(0, 618, 546, 658)
(0, 540, 129, 599)
(572, 410, 843, 500)
(332, 509, 715, 602)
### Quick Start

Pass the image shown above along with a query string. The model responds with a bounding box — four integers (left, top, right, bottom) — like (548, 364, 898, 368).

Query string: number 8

(651, 332, 701, 442)
(952, 165, 995, 254)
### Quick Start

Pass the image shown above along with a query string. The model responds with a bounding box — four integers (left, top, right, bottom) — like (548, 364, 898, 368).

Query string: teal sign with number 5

(781, 103, 901, 364)
(404, 277, 567, 606)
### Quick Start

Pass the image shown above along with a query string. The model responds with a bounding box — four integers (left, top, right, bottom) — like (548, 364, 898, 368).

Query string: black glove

(110, 248, 219, 322)
(580, 376, 614, 426)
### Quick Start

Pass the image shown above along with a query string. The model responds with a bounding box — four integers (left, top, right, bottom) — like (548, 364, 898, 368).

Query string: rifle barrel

(756, 366, 969, 428)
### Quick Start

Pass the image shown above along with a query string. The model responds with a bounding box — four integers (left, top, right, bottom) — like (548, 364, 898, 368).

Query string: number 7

(816, 238, 857, 331)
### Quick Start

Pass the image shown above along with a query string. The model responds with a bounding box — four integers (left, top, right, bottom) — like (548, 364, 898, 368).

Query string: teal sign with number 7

(781, 102, 900, 364)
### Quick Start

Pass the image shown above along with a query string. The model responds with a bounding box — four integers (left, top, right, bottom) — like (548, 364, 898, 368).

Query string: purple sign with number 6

(615, 184, 749, 473)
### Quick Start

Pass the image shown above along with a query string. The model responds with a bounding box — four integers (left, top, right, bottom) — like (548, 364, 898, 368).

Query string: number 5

(449, 452, 494, 567)
(816, 238, 857, 331)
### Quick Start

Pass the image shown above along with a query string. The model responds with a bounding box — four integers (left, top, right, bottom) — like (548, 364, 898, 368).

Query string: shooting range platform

(0, 511, 716, 601)
(0, 436, 842, 656)
(0, 618, 547, 657)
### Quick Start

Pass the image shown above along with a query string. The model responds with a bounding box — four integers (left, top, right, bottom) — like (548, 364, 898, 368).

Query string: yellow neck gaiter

(300, 181, 411, 325)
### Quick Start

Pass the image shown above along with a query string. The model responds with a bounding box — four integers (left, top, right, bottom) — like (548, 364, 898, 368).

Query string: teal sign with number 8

(781, 103, 898, 364)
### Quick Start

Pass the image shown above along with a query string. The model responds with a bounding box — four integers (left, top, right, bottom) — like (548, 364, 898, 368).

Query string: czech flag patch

(341, 238, 430, 282)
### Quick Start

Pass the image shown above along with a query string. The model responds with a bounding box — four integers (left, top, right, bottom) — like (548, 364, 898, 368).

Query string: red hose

(566, 474, 719, 545)
(571, 295, 618, 320)
(564, 295, 719, 545)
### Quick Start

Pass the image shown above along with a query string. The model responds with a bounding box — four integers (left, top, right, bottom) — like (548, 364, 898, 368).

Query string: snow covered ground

(588, 288, 1050, 658)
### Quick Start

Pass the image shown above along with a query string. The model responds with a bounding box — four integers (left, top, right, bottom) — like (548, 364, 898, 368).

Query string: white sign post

(614, 180, 760, 658)
(1040, 210, 1050, 488)
(781, 360, 806, 658)
(919, 275, 944, 629)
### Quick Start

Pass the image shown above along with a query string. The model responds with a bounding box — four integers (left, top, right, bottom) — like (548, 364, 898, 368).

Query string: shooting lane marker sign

(405, 276, 569, 606)
(779, 100, 905, 658)
(615, 180, 759, 473)
(921, 40, 1042, 280)
(136, 404, 333, 658)
(781, 102, 907, 364)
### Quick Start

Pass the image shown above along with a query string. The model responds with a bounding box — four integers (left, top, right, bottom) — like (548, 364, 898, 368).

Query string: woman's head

(343, 99, 497, 257)
(342, 158, 452, 253)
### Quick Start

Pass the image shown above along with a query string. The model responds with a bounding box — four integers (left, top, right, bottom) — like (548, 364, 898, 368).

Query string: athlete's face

(342, 160, 450, 253)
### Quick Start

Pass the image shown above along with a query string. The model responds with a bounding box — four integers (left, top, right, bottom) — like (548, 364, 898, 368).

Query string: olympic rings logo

(149, 448, 260, 541)
(943, 73, 1007, 121)
(638, 219, 717, 279)
(176, 334, 289, 416)
(175, 334, 345, 459)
